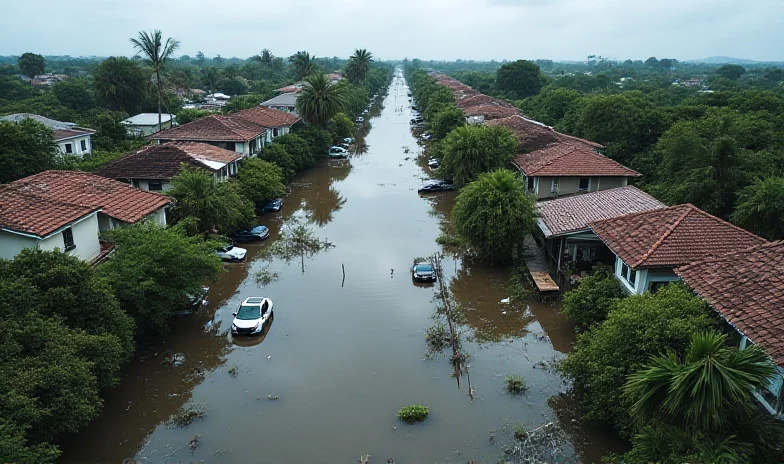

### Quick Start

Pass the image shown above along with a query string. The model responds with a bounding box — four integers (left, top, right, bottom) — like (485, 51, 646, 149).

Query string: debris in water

(358, 454, 371, 463)
(268, 395, 278, 400)
(189, 435, 199, 454)
(267, 355, 271, 360)
(171, 353, 186, 367)
(500, 297, 510, 304)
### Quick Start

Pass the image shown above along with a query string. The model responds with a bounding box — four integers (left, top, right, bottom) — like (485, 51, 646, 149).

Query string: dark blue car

(232, 225, 270, 243)
(411, 263, 437, 282)
(262, 198, 283, 212)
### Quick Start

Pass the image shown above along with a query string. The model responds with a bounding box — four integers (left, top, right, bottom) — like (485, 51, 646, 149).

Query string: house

(485, 114, 603, 153)
(0, 113, 94, 156)
(233, 106, 302, 142)
(675, 241, 784, 416)
(259, 93, 299, 114)
(535, 186, 666, 274)
(463, 103, 520, 121)
(121, 113, 176, 136)
(275, 84, 301, 94)
(30, 72, 68, 86)
(512, 143, 639, 200)
(0, 171, 169, 262)
(151, 114, 267, 157)
(95, 142, 242, 191)
(589, 204, 768, 294)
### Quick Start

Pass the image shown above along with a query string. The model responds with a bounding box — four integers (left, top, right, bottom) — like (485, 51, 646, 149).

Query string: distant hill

(687, 56, 765, 65)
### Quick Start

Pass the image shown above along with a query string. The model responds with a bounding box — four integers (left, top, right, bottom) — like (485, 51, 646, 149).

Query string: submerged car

(427, 158, 439, 169)
(343, 137, 355, 144)
(232, 297, 274, 336)
(355, 117, 365, 123)
(328, 146, 349, 158)
(411, 262, 437, 282)
(417, 181, 455, 194)
(262, 198, 283, 212)
(232, 225, 270, 242)
(216, 244, 247, 262)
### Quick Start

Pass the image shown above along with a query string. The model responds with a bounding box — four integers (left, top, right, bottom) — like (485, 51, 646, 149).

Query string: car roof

(243, 297, 265, 305)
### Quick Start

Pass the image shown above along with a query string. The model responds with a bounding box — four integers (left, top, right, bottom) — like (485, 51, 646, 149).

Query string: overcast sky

(2, 0, 782, 61)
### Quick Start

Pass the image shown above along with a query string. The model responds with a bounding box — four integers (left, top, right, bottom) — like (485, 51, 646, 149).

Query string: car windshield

(236, 304, 261, 320)
(415, 264, 434, 272)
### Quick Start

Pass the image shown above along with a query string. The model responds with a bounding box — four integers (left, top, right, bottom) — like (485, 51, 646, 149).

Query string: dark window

(273, 128, 279, 137)
(621, 262, 629, 280)
(64, 143, 73, 154)
(579, 177, 590, 191)
(527, 176, 534, 191)
(629, 268, 637, 285)
(80, 140, 87, 151)
(62, 227, 75, 251)
(148, 181, 163, 191)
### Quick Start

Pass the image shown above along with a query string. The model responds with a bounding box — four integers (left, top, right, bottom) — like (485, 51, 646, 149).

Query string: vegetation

(561, 269, 626, 329)
(495, 59, 543, 99)
(431, 104, 465, 140)
(452, 169, 537, 262)
(17, 52, 45, 81)
(263, 219, 334, 273)
(425, 322, 451, 352)
(289, 51, 314, 81)
(167, 403, 207, 428)
(397, 405, 429, 423)
(93, 56, 149, 115)
(730, 176, 784, 240)
(505, 374, 529, 395)
(0, 119, 58, 183)
(296, 73, 347, 127)
(130, 29, 180, 132)
(236, 158, 286, 208)
(439, 125, 517, 185)
(346, 49, 373, 84)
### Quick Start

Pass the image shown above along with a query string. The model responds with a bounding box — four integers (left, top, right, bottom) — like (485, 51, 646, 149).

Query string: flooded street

(61, 73, 624, 463)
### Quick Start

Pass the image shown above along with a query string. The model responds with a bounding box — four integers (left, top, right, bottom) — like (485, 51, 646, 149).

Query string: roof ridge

(677, 240, 784, 273)
(687, 204, 770, 242)
(633, 204, 694, 267)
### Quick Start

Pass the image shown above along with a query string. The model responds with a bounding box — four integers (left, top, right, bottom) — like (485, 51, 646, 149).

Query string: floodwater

(60, 72, 626, 463)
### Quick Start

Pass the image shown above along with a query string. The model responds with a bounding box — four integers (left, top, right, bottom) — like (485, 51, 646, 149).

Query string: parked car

(216, 244, 247, 261)
(232, 297, 274, 336)
(343, 137, 355, 144)
(232, 225, 270, 242)
(339, 142, 350, 149)
(262, 198, 283, 212)
(328, 146, 349, 158)
(427, 158, 439, 169)
(355, 117, 365, 123)
(411, 117, 424, 124)
(418, 181, 455, 194)
(411, 262, 437, 282)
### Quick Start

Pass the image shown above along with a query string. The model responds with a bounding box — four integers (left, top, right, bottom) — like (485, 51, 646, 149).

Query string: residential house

(259, 93, 299, 114)
(512, 143, 640, 200)
(675, 241, 784, 416)
(485, 114, 603, 153)
(0, 113, 94, 156)
(463, 103, 520, 121)
(121, 113, 176, 136)
(151, 114, 267, 157)
(96, 142, 242, 191)
(29, 72, 68, 86)
(275, 84, 301, 94)
(535, 186, 666, 274)
(234, 106, 302, 142)
(589, 204, 768, 294)
(0, 171, 169, 262)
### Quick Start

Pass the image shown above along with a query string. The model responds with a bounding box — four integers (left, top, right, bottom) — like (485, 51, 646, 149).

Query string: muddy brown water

(60, 73, 626, 463)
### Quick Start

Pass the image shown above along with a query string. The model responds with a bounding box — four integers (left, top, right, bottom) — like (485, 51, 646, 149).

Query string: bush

(236, 158, 286, 207)
(505, 374, 529, 395)
(561, 269, 626, 329)
(425, 322, 451, 352)
(397, 405, 429, 423)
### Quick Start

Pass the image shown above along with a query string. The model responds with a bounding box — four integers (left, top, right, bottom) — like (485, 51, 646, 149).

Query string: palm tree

(296, 73, 347, 127)
(130, 30, 180, 132)
(624, 332, 784, 461)
(289, 51, 314, 81)
(346, 49, 373, 84)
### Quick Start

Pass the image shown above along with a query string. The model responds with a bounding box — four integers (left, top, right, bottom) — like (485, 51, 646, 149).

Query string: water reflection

(548, 394, 630, 462)
(350, 136, 370, 156)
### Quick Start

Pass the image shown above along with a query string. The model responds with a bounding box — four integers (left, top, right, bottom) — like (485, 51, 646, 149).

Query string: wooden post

(342, 263, 346, 287)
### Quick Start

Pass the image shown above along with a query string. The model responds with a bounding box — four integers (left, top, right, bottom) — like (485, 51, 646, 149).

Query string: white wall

(145, 207, 167, 226)
(613, 255, 680, 294)
(38, 214, 101, 262)
(57, 135, 92, 157)
(135, 179, 173, 193)
(0, 230, 37, 260)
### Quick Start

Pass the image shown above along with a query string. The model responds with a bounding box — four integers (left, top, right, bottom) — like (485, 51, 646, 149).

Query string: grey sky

(2, 0, 782, 61)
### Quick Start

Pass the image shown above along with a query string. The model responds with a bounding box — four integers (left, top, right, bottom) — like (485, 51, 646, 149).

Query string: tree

(274, 133, 315, 171)
(346, 48, 373, 84)
(52, 78, 95, 112)
(644, 57, 659, 68)
(130, 30, 180, 132)
(561, 268, 626, 330)
(624, 332, 784, 463)
(0, 119, 58, 183)
(289, 51, 314, 81)
(93, 57, 149, 114)
(236, 158, 286, 207)
(327, 112, 354, 142)
(716, 64, 746, 80)
(176, 108, 212, 125)
(99, 222, 221, 335)
(561, 284, 714, 433)
(431, 105, 465, 139)
(260, 143, 297, 180)
(201, 67, 221, 94)
(452, 169, 536, 262)
(731, 176, 784, 240)
(520, 85, 581, 126)
(260, 48, 272, 64)
(296, 73, 347, 127)
(440, 125, 517, 186)
(216, 76, 248, 96)
(17, 53, 45, 81)
(495, 60, 543, 99)
(167, 167, 255, 234)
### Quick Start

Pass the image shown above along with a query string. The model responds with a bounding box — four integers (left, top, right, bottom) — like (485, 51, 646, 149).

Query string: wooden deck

(530, 271, 560, 292)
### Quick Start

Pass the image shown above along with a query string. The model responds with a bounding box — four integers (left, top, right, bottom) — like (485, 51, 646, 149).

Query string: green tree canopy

(289, 51, 314, 81)
(327, 112, 354, 142)
(731, 176, 784, 240)
(93, 56, 150, 114)
(452, 169, 536, 262)
(17, 53, 45, 80)
(440, 125, 517, 186)
(296, 73, 347, 127)
(346, 49, 373, 84)
(236, 158, 286, 207)
(99, 222, 222, 335)
(176, 108, 212, 125)
(495, 60, 543, 99)
(520, 85, 581, 126)
(716, 64, 746, 80)
(260, 142, 297, 180)
(216, 76, 248, 96)
(52, 78, 95, 112)
(431, 104, 465, 139)
(0, 119, 58, 183)
(562, 268, 626, 330)
(274, 132, 315, 171)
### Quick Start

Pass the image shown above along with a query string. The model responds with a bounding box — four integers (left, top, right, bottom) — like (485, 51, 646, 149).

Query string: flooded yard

(60, 73, 625, 463)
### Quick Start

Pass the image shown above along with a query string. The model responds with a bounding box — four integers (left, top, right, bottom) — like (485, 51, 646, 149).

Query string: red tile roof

(486, 115, 603, 152)
(456, 94, 509, 109)
(152, 114, 265, 142)
(536, 186, 666, 237)
(258, 106, 300, 125)
(590, 204, 768, 269)
(513, 143, 640, 177)
(675, 242, 784, 365)
(463, 103, 521, 120)
(0, 185, 99, 238)
(52, 128, 94, 141)
(235, 106, 301, 127)
(8, 171, 170, 225)
(96, 142, 241, 180)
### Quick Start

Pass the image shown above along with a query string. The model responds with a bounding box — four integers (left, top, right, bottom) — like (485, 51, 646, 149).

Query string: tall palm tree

(346, 49, 373, 84)
(296, 73, 347, 128)
(289, 51, 314, 81)
(130, 30, 180, 131)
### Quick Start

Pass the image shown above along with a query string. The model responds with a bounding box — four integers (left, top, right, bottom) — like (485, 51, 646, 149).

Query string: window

(527, 176, 534, 191)
(550, 177, 559, 193)
(578, 177, 590, 191)
(62, 227, 75, 251)
(80, 139, 87, 151)
(620, 261, 637, 287)
(148, 181, 163, 191)
(621, 262, 629, 280)
(64, 143, 73, 154)
(273, 128, 279, 137)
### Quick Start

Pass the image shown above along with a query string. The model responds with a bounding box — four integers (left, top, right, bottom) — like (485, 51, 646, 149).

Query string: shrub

(561, 269, 626, 329)
(425, 322, 451, 352)
(397, 405, 429, 423)
(505, 374, 529, 395)
(513, 424, 528, 440)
